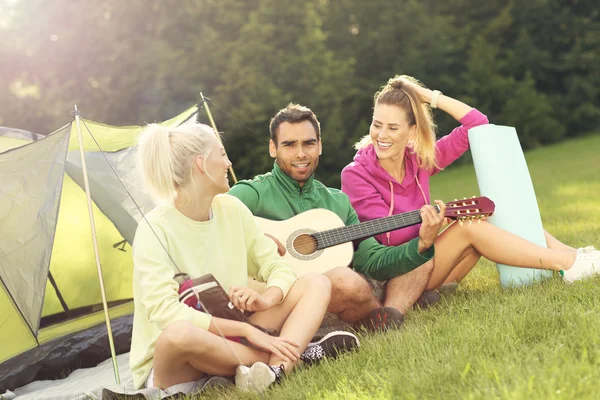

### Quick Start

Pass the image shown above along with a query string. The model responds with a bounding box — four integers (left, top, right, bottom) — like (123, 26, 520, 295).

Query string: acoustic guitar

(253, 196, 495, 279)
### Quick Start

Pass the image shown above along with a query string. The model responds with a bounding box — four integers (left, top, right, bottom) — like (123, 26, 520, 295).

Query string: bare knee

(156, 321, 212, 356)
(458, 219, 487, 242)
(296, 272, 332, 302)
(325, 267, 371, 302)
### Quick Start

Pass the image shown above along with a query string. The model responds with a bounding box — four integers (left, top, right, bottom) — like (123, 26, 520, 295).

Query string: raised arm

(401, 77, 489, 171)
(407, 80, 473, 121)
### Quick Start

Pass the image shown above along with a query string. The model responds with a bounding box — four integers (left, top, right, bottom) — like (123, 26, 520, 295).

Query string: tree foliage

(0, 0, 598, 186)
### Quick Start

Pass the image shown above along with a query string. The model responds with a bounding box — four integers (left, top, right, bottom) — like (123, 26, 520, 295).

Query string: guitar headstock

(445, 196, 495, 224)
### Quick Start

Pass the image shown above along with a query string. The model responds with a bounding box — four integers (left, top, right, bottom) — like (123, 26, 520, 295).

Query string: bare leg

(249, 273, 331, 372)
(324, 267, 380, 323)
(384, 260, 434, 314)
(544, 230, 576, 252)
(153, 321, 269, 389)
(153, 273, 330, 388)
(426, 221, 577, 290)
(443, 246, 481, 284)
(441, 230, 573, 284)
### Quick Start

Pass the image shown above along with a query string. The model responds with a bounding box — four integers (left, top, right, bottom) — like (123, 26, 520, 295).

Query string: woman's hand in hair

(245, 327, 301, 362)
(397, 76, 432, 104)
(400, 75, 474, 120)
(230, 286, 277, 312)
(417, 200, 446, 253)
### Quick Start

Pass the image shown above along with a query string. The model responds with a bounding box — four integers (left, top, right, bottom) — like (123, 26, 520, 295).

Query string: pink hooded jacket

(341, 108, 489, 246)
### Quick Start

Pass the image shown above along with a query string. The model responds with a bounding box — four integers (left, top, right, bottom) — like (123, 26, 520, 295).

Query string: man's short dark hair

(269, 103, 321, 146)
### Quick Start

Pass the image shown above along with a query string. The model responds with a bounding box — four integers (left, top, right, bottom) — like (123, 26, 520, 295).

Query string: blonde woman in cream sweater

(130, 123, 357, 393)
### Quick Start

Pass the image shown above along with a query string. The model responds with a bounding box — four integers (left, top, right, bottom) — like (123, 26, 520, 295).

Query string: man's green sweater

(228, 164, 434, 281)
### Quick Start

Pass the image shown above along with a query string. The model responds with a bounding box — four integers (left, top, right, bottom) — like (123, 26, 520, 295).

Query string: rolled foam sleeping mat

(468, 124, 552, 287)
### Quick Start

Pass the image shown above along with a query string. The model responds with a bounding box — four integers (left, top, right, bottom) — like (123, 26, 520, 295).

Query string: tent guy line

(77, 102, 246, 379)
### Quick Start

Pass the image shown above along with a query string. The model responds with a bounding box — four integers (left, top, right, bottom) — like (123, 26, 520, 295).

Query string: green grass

(202, 134, 600, 400)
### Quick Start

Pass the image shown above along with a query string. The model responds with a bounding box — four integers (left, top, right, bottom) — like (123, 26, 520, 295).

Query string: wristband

(431, 90, 442, 108)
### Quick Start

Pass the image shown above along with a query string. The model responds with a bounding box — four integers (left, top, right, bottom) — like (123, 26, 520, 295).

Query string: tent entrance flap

(0, 124, 71, 338)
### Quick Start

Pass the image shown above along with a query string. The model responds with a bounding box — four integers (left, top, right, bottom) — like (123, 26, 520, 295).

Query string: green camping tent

(0, 106, 199, 391)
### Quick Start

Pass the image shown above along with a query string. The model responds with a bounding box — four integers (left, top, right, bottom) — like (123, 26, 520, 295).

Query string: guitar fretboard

(313, 206, 439, 249)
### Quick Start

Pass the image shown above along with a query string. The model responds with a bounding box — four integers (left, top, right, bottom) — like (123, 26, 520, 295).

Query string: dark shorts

(357, 272, 386, 303)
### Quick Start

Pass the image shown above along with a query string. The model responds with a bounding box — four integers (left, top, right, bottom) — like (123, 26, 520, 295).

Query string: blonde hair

(137, 122, 217, 204)
(355, 75, 438, 171)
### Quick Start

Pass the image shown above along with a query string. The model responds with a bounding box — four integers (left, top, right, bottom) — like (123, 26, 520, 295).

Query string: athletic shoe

(577, 245, 596, 253)
(561, 248, 600, 283)
(235, 362, 284, 393)
(439, 281, 459, 293)
(414, 290, 441, 309)
(300, 331, 360, 364)
(355, 306, 404, 331)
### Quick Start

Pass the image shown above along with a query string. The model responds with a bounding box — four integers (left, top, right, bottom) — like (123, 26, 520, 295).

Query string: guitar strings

(302, 204, 482, 252)
(315, 210, 423, 248)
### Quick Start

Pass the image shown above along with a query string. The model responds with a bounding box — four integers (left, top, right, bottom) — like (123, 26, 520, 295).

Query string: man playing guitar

(229, 104, 445, 331)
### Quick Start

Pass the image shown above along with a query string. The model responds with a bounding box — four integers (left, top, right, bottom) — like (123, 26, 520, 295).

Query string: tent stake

(199, 92, 238, 183)
(72, 105, 121, 385)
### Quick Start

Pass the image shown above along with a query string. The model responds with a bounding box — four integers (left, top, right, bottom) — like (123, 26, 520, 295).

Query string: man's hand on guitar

(418, 200, 446, 253)
(230, 286, 274, 312)
(265, 233, 286, 256)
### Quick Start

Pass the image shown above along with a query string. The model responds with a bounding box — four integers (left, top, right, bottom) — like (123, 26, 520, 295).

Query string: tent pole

(199, 92, 238, 183)
(72, 105, 121, 385)
(48, 271, 70, 316)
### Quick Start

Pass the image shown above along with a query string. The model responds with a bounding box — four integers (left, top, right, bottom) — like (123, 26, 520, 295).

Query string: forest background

(1, 0, 598, 187)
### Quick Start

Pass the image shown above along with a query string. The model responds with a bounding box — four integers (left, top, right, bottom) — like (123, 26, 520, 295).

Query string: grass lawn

(204, 134, 600, 400)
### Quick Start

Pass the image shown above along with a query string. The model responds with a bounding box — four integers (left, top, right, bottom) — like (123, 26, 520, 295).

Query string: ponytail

(137, 123, 216, 204)
(355, 75, 438, 171)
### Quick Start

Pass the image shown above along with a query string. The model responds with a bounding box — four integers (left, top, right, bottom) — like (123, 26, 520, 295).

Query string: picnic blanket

(1, 353, 211, 399)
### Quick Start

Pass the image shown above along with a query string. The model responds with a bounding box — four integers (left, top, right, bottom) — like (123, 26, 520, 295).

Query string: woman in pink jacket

(341, 75, 598, 288)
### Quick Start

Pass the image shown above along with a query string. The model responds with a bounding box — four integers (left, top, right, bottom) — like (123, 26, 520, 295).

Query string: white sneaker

(561, 248, 600, 283)
(235, 362, 276, 393)
(577, 245, 596, 253)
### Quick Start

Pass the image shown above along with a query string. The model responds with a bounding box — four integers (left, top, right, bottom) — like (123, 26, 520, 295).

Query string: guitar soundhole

(292, 234, 318, 255)
(286, 229, 323, 261)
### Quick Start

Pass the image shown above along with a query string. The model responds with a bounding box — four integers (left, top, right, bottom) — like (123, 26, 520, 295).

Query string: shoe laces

(300, 344, 325, 362)
(576, 248, 599, 260)
(270, 364, 285, 383)
(578, 246, 596, 254)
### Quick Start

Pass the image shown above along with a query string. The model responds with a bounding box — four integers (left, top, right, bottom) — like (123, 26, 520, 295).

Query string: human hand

(245, 327, 301, 362)
(230, 286, 274, 312)
(265, 233, 286, 256)
(398, 75, 431, 104)
(418, 200, 446, 252)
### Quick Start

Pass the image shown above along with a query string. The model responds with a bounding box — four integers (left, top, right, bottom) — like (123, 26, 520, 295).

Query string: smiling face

(370, 103, 416, 162)
(269, 120, 322, 186)
(200, 137, 232, 195)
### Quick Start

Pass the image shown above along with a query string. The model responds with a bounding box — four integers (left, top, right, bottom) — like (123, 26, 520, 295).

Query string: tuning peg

(459, 219, 463, 227)
(454, 199, 458, 202)
(472, 196, 476, 198)
(469, 219, 473, 225)
(478, 218, 481, 224)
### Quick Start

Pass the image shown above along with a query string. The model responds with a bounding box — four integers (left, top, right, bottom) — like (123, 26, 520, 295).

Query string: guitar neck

(314, 206, 439, 249)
